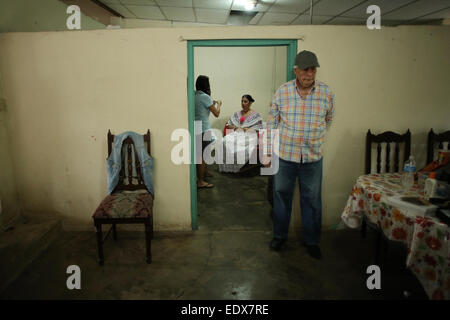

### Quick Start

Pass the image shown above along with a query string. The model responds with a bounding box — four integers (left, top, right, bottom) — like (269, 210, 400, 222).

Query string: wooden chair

(92, 130, 154, 266)
(362, 129, 411, 264)
(365, 129, 411, 175)
(427, 129, 450, 164)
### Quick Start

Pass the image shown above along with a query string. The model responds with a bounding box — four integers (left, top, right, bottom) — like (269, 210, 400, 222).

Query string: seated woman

(225, 94, 263, 132)
(219, 94, 263, 173)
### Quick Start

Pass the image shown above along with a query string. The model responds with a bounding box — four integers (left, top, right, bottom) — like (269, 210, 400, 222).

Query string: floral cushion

(93, 191, 153, 219)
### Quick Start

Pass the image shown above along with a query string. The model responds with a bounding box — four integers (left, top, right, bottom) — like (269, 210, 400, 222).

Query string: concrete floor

(0, 164, 428, 300)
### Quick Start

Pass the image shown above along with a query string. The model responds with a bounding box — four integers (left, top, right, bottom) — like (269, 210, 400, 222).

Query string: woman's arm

(243, 115, 263, 131)
(226, 113, 238, 129)
(209, 100, 222, 118)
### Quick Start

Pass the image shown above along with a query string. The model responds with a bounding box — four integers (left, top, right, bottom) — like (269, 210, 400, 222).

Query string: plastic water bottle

(424, 172, 437, 199)
(402, 156, 416, 189)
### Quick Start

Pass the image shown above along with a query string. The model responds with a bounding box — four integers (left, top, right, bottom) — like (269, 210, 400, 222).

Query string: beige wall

(195, 46, 286, 132)
(0, 29, 192, 230)
(0, 25, 449, 232)
(0, 72, 21, 232)
(0, 0, 105, 32)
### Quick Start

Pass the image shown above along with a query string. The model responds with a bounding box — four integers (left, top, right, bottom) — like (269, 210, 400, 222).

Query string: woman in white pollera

(219, 94, 263, 173)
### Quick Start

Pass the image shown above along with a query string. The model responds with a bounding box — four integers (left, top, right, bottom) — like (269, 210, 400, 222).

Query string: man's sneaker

(270, 238, 286, 251)
(305, 245, 322, 260)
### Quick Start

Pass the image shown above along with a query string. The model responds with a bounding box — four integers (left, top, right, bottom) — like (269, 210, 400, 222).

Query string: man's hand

(261, 154, 272, 168)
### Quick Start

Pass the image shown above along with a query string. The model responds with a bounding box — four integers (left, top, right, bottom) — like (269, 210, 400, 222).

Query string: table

(341, 173, 450, 300)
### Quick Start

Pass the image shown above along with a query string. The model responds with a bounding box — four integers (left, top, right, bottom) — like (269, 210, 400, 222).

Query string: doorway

(187, 39, 297, 230)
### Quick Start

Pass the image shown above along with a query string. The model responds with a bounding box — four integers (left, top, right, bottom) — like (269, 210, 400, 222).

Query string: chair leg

(151, 216, 154, 239)
(382, 237, 389, 263)
(145, 222, 152, 263)
(374, 230, 382, 266)
(95, 223, 104, 266)
(361, 216, 367, 239)
(267, 176, 273, 208)
(112, 224, 117, 240)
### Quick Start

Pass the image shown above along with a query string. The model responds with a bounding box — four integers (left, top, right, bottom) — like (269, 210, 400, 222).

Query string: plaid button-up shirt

(266, 79, 335, 163)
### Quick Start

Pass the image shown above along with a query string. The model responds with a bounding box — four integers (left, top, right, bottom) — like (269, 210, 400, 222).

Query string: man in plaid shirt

(265, 50, 335, 259)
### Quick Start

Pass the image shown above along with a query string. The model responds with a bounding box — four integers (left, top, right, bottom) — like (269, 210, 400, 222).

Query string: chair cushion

(93, 191, 153, 219)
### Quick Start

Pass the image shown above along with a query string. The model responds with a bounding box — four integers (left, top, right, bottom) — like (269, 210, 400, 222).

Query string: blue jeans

(273, 157, 323, 245)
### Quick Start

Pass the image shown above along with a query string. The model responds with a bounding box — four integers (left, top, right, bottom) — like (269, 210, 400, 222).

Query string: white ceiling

(99, 0, 450, 26)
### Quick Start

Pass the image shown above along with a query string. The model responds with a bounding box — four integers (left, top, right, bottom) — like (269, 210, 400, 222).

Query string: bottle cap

(429, 172, 436, 179)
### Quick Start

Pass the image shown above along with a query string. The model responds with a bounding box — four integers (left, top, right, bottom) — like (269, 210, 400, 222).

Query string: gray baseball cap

(294, 50, 320, 69)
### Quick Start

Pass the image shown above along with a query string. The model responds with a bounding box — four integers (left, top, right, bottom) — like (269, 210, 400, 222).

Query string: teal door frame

(187, 39, 298, 230)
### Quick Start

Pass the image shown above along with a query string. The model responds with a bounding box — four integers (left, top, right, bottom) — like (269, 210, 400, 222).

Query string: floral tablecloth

(341, 173, 450, 300)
